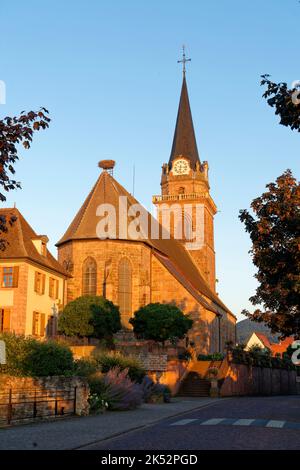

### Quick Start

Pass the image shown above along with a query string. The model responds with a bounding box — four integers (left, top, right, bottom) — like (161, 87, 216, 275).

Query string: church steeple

(168, 74, 200, 171)
(153, 50, 217, 291)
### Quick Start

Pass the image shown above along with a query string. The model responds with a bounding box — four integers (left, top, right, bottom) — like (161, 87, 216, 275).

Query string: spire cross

(177, 45, 191, 75)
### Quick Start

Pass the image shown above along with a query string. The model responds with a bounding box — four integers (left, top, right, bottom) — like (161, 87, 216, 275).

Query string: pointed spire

(168, 74, 200, 170)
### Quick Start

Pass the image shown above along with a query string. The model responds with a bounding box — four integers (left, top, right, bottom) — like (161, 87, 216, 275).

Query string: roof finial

(177, 45, 191, 76)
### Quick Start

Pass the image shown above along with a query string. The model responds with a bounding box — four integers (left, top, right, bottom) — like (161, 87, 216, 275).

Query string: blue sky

(1, 0, 299, 320)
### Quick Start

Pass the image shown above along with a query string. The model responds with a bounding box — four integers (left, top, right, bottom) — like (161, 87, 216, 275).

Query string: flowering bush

(102, 367, 143, 411)
(88, 393, 109, 414)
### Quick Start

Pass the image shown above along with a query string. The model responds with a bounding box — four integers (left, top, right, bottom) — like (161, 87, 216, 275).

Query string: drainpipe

(218, 314, 222, 353)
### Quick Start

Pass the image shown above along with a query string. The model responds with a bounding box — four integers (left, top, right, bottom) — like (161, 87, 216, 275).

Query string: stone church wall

(151, 255, 219, 354)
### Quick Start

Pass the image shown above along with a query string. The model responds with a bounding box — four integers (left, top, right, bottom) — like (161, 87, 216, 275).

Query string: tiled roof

(254, 332, 272, 349)
(0, 208, 68, 276)
(57, 170, 234, 316)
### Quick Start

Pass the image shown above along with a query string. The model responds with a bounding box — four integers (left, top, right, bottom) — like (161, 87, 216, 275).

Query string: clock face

(173, 159, 190, 175)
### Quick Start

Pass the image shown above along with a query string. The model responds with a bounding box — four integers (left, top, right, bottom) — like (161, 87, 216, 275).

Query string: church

(56, 69, 236, 354)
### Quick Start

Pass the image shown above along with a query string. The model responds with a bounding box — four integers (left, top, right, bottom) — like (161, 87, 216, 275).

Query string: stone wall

(220, 363, 300, 397)
(0, 375, 89, 425)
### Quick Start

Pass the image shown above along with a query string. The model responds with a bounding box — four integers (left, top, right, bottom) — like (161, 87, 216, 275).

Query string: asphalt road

(82, 396, 300, 450)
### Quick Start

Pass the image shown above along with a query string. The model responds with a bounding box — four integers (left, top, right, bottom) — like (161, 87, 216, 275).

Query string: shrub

(74, 358, 98, 378)
(58, 296, 121, 339)
(130, 303, 193, 345)
(102, 367, 143, 411)
(206, 366, 219, 379)
(24, 340, 74, 376)
(94, 351, 146, 383)
(197, 352, 224, 361)
(231, 345, 295, 370)
(141, 376, 171, 403)
(0, 333, 74, 377)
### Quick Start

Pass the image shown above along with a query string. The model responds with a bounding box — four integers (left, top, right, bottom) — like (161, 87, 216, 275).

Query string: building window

(0, 309, 11, 333)
(32, 312, 46, 337)
(34, 272, 46, 295)
(41, 242, 47, 256)
(82, 257, 97, 296)
(1, 266, 19, 288)
(49, 277, 59, 299)
(178, 187, 185, 195)
(118, 258, 132, 322)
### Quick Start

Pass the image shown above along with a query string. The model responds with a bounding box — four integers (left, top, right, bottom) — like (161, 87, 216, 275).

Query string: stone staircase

(177, 372, 211, 397)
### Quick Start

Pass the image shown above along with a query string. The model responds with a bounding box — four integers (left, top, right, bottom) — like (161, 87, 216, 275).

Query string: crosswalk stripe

(170, 419, 198, 426)
(266, 420, 286, 428)
(233, 419, 255, 426)
(200, 418, 225, 425)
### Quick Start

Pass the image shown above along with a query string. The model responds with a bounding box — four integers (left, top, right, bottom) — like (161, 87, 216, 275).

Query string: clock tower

(153, 66, 217, 292)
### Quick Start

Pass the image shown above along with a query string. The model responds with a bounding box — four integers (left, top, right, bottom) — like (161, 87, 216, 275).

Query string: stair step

(177, 371, 212, 397)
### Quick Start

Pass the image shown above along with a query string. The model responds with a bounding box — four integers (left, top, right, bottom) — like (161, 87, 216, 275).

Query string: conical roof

(169, 75, 200, 170)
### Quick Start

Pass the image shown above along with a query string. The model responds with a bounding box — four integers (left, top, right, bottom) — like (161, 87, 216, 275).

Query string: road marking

(266, 420, 286, 428)
(200, 418, 225, 426)
(233, 419, 255, 426)
(171, 419, 198, 426)
(168, 417, 300, 431)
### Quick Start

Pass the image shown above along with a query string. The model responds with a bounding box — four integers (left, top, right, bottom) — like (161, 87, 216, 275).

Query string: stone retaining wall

(0, 375, 90, 425)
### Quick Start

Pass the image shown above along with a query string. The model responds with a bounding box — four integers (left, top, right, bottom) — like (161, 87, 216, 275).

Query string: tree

(239, 170, 300, 338)
(0, 108, 50, 250)
(58, 295, 121, 339)
(129, 302, 193, 345)
(261, 75, 300, 133)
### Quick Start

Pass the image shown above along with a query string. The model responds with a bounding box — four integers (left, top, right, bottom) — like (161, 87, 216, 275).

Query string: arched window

(118, 258, 132, 323)
(183, 212, 193, 241)
(82, 257, 97, 296)
(178, 187, 185, 195)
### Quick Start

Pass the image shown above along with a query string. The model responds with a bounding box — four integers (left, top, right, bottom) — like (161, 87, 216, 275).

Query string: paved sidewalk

(0, 397, 221, 450)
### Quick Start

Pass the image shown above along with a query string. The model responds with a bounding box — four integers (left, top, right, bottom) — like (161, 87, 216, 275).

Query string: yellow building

(0, 208, 68, 337)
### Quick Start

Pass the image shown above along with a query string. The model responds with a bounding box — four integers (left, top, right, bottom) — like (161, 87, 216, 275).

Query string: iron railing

(0, 387, 77, 426)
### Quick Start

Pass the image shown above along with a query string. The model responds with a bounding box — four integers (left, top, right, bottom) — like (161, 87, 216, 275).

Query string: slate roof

(168, 75, 200, 170)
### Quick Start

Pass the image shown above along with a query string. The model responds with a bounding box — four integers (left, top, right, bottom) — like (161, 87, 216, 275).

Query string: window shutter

(12, 266, 19, 287)
(42, 274, 46, 294)
(3, 309, 10, 332)
(55, 280, 59, 299)
(34, 272, 38, 293)
(40, 313, 46, 337)
(32, 312, 37, 335)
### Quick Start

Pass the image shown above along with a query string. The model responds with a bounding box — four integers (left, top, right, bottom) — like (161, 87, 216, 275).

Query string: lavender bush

(103, 367, 143, 411)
